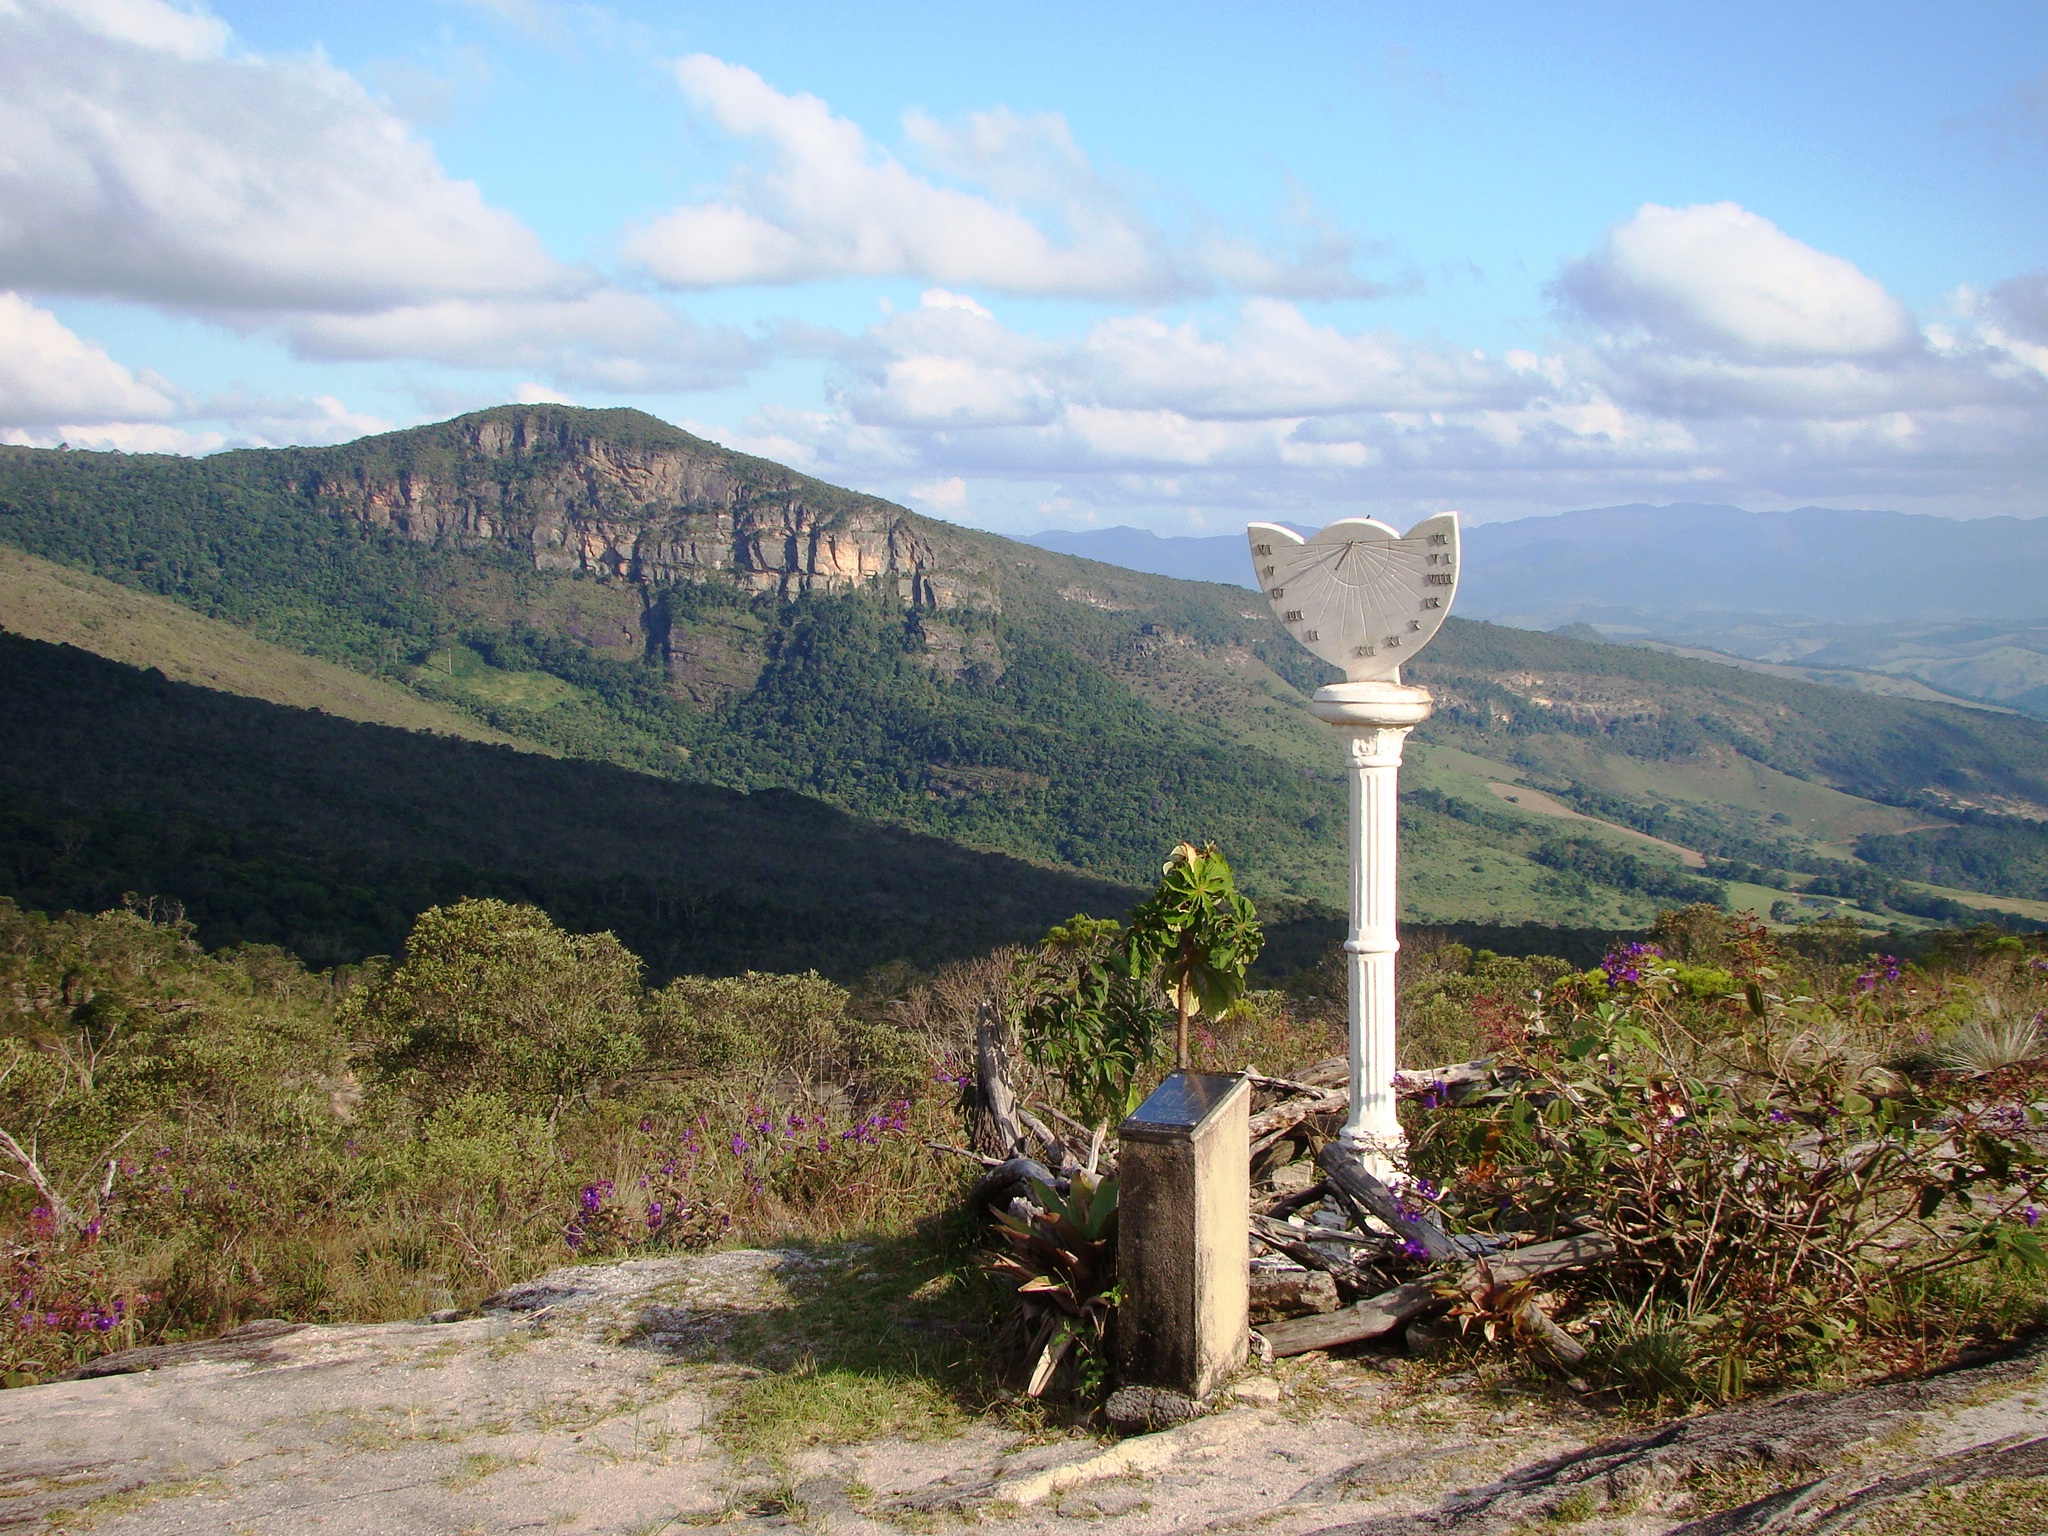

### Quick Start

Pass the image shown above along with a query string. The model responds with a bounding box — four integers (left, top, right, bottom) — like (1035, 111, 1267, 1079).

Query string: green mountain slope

(3, 405, 2045, 934)
(0, 631, 1134, 975)
(0, 542, 537, 747)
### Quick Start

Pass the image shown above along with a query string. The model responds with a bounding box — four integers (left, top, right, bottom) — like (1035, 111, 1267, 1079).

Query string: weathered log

(1258, 1179, 1330, 1218)
(1511, 1296, 1587, 1366)
(972, 999, 1024, 1159)
(1247, 1072, 1336, 1097)
(56, 1318, 305, 1380)
(1017, 1109, 1082, 1174)
(1249, 1267, 1339, 1322)
(968, 1156, 1059, 1213)
(1390, 1059, 1512, 1094)
(1251, 1213, 1383, 1250)
(1246, 1088, 1348, 1147)
(1249, 1217, 1348, 1276)
(1259, 1232, 1618, 1357)
(1258, 1277, 1442, 1355)
(1317, 1142, 1461, 1262)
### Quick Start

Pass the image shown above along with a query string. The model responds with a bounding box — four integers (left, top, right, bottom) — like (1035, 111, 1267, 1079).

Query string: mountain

(1029, 504, 2048, 623)
(1028, 505, 2048, 717)
(1023, 525, 1263, 588)
(1455, 503, 2048, 628)
(4, 406, 2047, 949)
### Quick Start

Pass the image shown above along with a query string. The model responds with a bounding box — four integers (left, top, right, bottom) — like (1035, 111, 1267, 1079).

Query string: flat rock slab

(0, 1249, 802, 1533)
(2, 1248, 2043, 1536)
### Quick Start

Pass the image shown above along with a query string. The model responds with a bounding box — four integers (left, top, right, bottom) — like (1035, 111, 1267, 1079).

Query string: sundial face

(1245, 513, 1461, 681)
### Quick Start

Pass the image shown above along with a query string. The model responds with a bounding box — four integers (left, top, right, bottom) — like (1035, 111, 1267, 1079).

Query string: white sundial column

(1310, 680, 1434, 1179)
(1245, 511, 1460, 1184)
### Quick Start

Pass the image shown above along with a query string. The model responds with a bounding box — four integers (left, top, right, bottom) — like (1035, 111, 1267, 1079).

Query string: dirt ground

(2, 1248, 2042, 1535)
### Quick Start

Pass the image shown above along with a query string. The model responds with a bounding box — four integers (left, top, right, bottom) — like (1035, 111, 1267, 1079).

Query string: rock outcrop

(303, 407, 992, 611)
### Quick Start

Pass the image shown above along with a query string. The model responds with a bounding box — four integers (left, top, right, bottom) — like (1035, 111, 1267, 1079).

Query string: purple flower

(1399, 1238, 1429, 1260)
(646, 1202, 664, 1229)
(1602, 942, 1663, 987)
(730, 1134, 749, 1157)
(2027, 1206, 2041, 1229)
(578, 1180, 612, 1214)
(1768, 1107, 1791, 1124)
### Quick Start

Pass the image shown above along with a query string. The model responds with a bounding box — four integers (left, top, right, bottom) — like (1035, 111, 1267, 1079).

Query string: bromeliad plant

(988, 1171, 1119, 1398)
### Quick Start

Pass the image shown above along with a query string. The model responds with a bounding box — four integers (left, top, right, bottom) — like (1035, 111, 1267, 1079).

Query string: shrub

(0, 894, 963, 1378)
(346, 899, 645, 1117)
(645, 970, 850, 1089)
(1409, 930, 2048, 1400)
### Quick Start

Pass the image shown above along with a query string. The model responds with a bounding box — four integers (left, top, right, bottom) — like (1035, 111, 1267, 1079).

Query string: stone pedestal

(1309, 680, 1433, 1180)
(1115, 1072, 1251, 1400)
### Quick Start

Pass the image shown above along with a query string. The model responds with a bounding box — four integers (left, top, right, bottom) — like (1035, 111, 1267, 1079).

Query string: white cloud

(0, 291, 396, 452)
(51, 0, 227, 58)
(279, 293, 763, 391)
(1556, 202, 1917, 359)
(908, 475, 967, 511)
(0, 0, 564, 313)
(626, 56, 1381, 300)
(0, 291, 178, 425)
(706, 220, 2048, 526)
(0, 1, 772, 398)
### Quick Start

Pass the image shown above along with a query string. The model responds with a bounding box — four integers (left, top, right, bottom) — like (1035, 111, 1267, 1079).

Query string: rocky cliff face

(305, 408, 993, 611)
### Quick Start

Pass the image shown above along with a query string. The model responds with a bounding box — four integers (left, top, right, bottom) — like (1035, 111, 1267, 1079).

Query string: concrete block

(1116, 1071, 1251, 1400)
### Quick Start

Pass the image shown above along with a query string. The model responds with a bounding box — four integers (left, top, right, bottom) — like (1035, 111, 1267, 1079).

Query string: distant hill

(1455, 503, 2048, 628)
(4, 408, 2047, 955)
(1028, 504, 2048, 623)
(1027, 505, 2048, 717)
(1023, 525, 1263, 588)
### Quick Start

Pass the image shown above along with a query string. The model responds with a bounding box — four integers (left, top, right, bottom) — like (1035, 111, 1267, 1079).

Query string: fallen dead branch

(1259, 1232, 1618, 1356)
(1318, 1142, 1461, 1262)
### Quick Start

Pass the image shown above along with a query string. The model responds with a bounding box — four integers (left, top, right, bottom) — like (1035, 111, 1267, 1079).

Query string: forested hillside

(4, 405, 2045, 943)
(0, 632, 1133, 976)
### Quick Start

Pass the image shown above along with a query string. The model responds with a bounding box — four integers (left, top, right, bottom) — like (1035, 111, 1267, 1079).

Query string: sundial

(1244, 513, 1460, 680)
(1247, 511, 1462, 1179)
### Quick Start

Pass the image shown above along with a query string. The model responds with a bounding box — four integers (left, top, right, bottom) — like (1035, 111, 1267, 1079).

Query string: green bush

(346, 898, 646, 1116)
(1407, 921, 2048, 1401)
(0, 895, 960, 1380)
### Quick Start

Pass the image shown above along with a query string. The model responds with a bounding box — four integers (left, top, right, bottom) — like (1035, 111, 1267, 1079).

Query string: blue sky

(4, 0, 2045, 532)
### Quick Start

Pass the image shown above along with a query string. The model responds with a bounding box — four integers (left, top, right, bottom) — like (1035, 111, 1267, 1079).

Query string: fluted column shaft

(1308, 681, 1434, 1181)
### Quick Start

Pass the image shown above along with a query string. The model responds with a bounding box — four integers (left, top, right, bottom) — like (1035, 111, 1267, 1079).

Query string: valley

(4, 406, 2047, 971)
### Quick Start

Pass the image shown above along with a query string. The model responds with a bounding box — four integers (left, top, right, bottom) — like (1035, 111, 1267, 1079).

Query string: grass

(1854, 1479, 2048, 1532)
(440, 1451, 529, 1491)
(419, 646, 585, 712)
(703, 1221, 996, 1469)
(0, 544, 528, 747)
(716, 1361, 965, 1465)
(43, 1477, 223, 1530)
